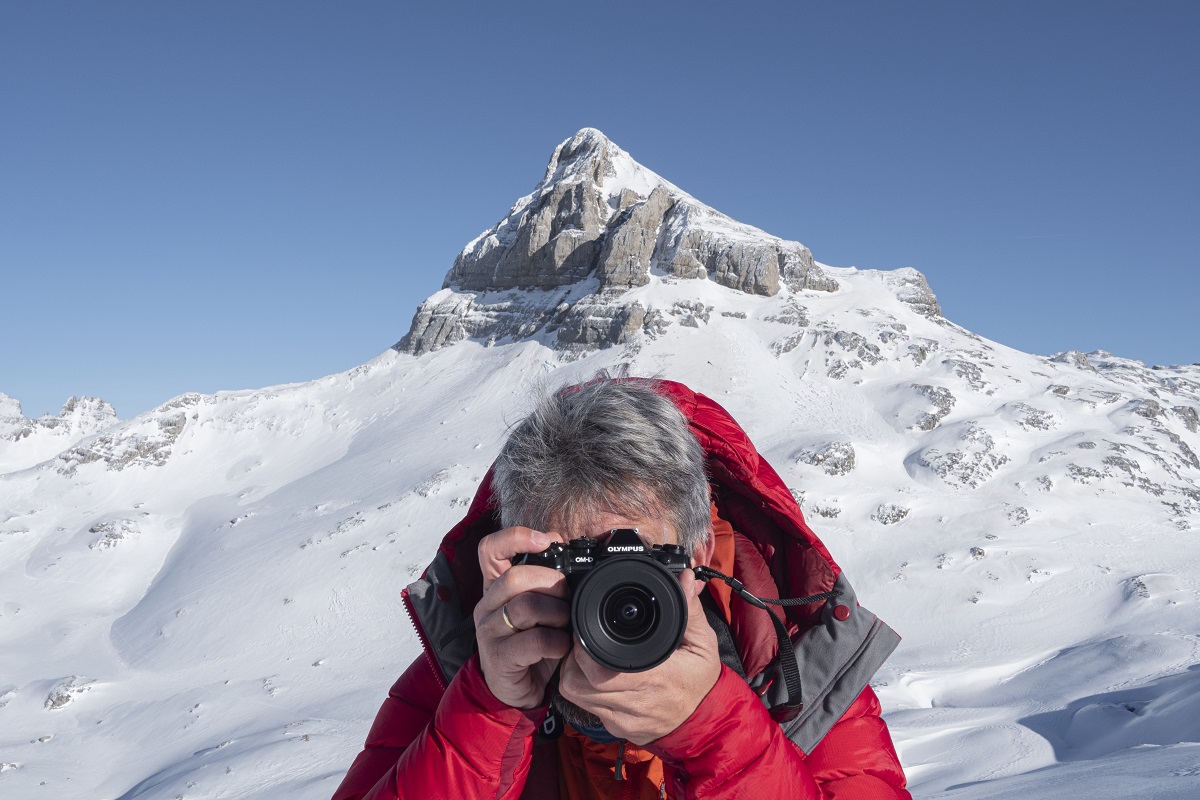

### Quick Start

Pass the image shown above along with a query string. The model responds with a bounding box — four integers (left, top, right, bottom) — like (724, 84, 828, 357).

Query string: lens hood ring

(571, 556, 688, 673)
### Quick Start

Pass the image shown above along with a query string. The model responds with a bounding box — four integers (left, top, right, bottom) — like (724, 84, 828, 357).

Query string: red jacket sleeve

(332, 654, 543, 800)
(806, 686, 911, 799)
(647, 667, 910, 800)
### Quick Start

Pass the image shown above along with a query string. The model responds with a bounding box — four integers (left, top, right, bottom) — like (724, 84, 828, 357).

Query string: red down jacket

(333, 380, 910, 800)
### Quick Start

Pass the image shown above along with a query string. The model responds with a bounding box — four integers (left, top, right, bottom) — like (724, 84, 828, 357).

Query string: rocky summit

(396, 128, 912, 356)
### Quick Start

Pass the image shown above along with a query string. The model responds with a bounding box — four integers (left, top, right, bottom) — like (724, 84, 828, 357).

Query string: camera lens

(601, 585, 658, 644)
(571, 557, 687, 673)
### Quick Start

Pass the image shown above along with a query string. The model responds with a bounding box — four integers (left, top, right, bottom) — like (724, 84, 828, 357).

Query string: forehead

(570, 510, 677, 546)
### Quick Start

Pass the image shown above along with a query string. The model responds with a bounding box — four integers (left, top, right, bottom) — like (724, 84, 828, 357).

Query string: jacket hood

(424, 378, 841, 635)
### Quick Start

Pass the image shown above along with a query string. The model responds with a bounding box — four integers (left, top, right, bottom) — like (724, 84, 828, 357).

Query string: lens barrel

(571, 556, 687, 673)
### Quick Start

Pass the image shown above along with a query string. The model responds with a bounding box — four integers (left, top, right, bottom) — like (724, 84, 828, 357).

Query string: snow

(464, 128, 802, 262)
(3, 246, 1200, 797)
(596, 138, 671, 202)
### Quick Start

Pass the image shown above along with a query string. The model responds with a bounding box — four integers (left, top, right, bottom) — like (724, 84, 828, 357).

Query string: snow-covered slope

(2, 130, 1198, 799)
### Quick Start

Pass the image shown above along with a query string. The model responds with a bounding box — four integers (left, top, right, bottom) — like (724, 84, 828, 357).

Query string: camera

(512, 528, 691, 673)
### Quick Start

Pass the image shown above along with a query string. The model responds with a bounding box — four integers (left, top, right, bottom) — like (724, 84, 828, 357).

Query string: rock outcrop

(397, 128, 849, 356)
(883, 268, 942, 318)
(56, 394, 196, 476)
(1, 395, 119, 473)
(1, 395, 117, 442)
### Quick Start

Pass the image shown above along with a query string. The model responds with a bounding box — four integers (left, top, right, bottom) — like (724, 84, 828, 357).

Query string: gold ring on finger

(501, 604, 522, 632)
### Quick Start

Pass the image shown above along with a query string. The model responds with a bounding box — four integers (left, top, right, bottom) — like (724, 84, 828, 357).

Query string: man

(333, 377, 910, 799)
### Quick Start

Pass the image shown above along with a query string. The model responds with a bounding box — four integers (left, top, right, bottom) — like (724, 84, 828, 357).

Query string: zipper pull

(614, 740, 625, 781)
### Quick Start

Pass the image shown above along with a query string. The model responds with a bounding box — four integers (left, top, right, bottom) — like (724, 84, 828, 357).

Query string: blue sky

(3, 1, 1197, 419)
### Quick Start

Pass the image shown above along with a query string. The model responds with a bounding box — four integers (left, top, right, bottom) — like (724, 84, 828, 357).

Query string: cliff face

(396, 128, 874, 356)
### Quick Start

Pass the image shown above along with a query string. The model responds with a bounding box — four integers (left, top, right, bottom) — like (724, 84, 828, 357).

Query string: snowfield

(2, 131, 1198, 799)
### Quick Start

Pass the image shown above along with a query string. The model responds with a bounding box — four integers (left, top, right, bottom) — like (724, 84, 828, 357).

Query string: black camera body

(512, 528, 692, 673)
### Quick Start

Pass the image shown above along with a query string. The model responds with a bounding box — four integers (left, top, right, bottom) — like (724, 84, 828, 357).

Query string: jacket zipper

(616, 741, 642, 800)
(401, 587, 448, 691)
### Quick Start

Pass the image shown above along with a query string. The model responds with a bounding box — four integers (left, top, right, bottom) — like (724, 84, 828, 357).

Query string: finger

(567, 632, 626, 689)
(556, 653, 593, 708)
(678, 583, 718, 653)
(559, 646, 632, 723)
(497, 591, 571, 633)
(686, 572, 709, 617)
(478, 527, 564, 588)
(497, 626, 572, 669)
(481, 625, 572, 710)
(478, 527, 549, 586)
(474, 564, 569, 624)
(679, 568, 702, 600)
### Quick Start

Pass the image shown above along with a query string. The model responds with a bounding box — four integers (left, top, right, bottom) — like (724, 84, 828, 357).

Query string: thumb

(680, 567, 705, 602)
(679, 570, 714, 643)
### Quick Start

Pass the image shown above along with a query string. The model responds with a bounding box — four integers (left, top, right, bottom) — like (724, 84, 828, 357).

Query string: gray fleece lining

(407, 551, 473, 686)
(762, 572, 901, 753)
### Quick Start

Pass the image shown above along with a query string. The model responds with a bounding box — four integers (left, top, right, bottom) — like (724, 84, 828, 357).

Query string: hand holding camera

(473, 527, 573, 710)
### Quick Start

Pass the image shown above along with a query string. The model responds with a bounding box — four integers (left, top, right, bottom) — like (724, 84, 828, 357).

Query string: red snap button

(435, 586, 451, 602)
(832, 605, 851, 621)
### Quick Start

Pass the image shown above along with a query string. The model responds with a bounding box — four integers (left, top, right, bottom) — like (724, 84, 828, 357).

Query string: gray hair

(492, 378, 711, 554)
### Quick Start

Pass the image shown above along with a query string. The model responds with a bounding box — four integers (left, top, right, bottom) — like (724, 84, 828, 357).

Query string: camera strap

(699, 590, 746, 679)
(694, 565, 838, 719)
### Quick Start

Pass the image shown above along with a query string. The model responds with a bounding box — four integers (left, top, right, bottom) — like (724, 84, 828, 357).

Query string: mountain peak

(537, 128, 665, 201)
(561, 126, 611, 152)
(545, 127, 617, 181)
(397, 131, 910, 356)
